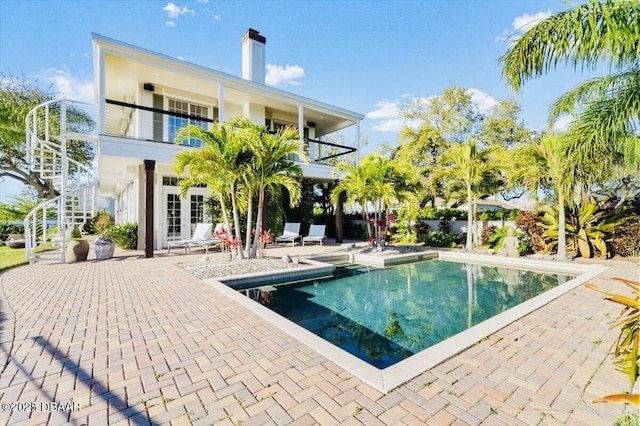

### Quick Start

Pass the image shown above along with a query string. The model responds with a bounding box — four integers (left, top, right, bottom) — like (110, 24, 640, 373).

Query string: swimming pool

(241, 259, 574, 368)
(205, 251, 607, 392)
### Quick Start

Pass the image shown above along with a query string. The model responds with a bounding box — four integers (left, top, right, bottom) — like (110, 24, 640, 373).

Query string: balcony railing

(104, 99, 356, 165)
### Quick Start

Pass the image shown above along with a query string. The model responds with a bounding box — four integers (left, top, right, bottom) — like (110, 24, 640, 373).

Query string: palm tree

(332, 157, 377, 237)
(507, 134, 576, 260)
(248, 125, 307, 258)
(501, 0, 640, 171)
(432, 140, 502, 252)
(332, 153, 418, 248)
(173, 119, 252, 258)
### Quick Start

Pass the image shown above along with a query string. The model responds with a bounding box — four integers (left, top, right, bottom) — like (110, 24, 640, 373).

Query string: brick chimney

(241, 29, 266, 84)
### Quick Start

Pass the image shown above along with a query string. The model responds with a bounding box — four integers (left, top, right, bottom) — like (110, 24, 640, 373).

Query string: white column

(298, 105, 304, 144)
(218, 83, 225, 123)
(356, 121, 360, 165)
(98, 46, 106, 134)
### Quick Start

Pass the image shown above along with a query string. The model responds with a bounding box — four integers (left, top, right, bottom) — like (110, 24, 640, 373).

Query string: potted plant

(67, 225, 89, 262)
(94, 233, 115, 260)
(92, 212, 116, 260)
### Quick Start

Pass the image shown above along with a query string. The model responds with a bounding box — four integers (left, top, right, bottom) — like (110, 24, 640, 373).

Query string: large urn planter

(94, 237, 115, 260)
(67, 239, 90, 262)
(6, 236, 26, 249)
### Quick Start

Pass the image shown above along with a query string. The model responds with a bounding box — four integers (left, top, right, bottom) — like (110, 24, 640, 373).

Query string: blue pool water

(242, 260, 574, 369)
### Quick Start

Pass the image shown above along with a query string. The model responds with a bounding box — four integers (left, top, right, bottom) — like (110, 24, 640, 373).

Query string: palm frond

(502, 0, 640, 91)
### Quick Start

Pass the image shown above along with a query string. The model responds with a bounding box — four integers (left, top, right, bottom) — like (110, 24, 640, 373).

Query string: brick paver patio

(0, 243, 638, 425)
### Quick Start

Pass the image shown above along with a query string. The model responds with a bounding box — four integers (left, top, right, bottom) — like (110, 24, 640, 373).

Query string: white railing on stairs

(24, 99, 99, 263)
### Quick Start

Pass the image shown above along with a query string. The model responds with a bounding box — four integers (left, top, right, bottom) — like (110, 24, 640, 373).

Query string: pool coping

(214, 258, 335, 289)
(203, 252, 608, 393)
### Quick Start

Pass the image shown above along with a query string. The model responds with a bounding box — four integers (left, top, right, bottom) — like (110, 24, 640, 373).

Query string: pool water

(242, 259, 574, 369)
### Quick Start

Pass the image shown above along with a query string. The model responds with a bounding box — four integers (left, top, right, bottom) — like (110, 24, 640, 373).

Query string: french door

(162, 187, 210, 248)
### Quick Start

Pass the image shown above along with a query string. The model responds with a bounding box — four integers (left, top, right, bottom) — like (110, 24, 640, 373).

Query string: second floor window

(168, 99, 209, 146)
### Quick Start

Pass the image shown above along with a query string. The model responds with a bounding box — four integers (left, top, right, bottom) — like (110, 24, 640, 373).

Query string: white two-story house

(93, 29, 363, 251)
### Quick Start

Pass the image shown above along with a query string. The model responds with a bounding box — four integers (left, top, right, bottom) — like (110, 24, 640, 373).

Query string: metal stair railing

(24, 99, 98, 264)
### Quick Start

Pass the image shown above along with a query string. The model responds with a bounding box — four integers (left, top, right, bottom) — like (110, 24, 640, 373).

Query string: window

(168, 99, 209, 146)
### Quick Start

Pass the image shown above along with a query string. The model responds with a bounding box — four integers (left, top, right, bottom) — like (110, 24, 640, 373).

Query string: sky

(0, 0, 595, 202)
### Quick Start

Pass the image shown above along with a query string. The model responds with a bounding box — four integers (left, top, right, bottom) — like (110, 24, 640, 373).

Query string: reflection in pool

(241, 260, 573, 369)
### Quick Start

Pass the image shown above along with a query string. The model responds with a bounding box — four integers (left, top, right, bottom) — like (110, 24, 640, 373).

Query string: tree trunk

(230, 190, 243, 259)
(250, 187, 265, 258)
(244, 189, 254, 255)
(219, 195, 229, 232)
(465, 184, 473, 251)
(557, 194, 567, 260)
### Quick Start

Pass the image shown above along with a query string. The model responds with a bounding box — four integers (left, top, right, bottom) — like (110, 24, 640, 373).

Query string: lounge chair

(274, 222, 301, 247)
(302, 224, 326, 246)
(189, 223, 230, 254)
(167, 223, 221, 254)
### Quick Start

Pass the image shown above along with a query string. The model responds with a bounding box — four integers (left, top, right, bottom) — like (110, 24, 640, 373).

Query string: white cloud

(552, 114, 573, 132)
(165, 20, 176, 27)
(495, 9, 551, 43)
(367, 101, 403, 132)
(366, 100, 400, 119)
(163, 2, 193, 18)
(372, 118, 406, 133)
(41, 67, 93, 103)
(467, 88, 499, 112)
(367, 91, 498, 134)
(265, 64, 305, 87)
(203, 8, 221, 20)
(366, 98, 429, 133)
(513, 10, 551, 32)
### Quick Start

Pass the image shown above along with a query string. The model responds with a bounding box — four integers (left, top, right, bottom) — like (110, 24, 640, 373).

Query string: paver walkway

(0, 243, 637, 425)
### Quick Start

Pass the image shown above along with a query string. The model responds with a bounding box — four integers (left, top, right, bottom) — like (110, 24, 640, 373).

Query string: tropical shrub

(514, 210, 545, 252)
(587, 278, 639, 406)
(107, 223, 138, 250)
(414, 222, 430, 241)
(611, 217, 640, 258)
(477, 209, 520, 221)
(392, 220, 418, 244)
(437, 218, 452, 234)
(538, 198, 636, 258)
(422, 231, 458, 248)
(481, 225, 498, 245)
(85, 211, 114, 235)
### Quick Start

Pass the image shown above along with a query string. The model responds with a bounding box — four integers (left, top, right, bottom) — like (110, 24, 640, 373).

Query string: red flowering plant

(215, 229, 238, 260)
(258, 229, 272, 257)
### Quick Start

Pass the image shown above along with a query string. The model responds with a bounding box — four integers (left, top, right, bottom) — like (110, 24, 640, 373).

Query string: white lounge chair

(189, 223, 231, 254)
(167, 223, 220, 254)
(274, 222, 301, 247)
(303, 224, 326, 246)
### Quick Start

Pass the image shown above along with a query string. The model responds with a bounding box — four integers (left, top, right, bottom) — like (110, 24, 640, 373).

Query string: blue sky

(1, 0, 592, 202)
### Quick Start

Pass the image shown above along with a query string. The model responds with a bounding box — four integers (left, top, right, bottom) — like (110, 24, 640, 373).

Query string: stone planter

(67, 239, 90, 262)
(94, 237, 115, 260)
(6, 238, 26, 249)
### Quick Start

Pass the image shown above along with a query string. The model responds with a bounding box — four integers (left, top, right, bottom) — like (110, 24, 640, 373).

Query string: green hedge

(107, 223, 138, 250)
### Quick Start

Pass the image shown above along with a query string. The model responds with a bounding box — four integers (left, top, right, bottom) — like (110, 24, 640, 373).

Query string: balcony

(103, 99, 356, 166)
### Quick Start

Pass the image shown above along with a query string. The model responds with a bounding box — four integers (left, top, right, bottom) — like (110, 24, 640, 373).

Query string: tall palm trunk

(244, 189, 254, 255)
(219, 195, 230, 231)
(465, 182, 473, 251)
(557, 193, 567, 260)
(230, 190, 243, 259)
(250, 187, 265, 258)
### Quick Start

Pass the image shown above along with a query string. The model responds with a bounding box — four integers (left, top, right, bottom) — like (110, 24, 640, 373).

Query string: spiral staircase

(24, 100, 99, 263)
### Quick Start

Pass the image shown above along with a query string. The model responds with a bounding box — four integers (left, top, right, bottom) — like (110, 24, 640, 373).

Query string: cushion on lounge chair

(167, 223, 216, 254)
(275, 223, 301, 246)
(302, 224, 326, 246)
